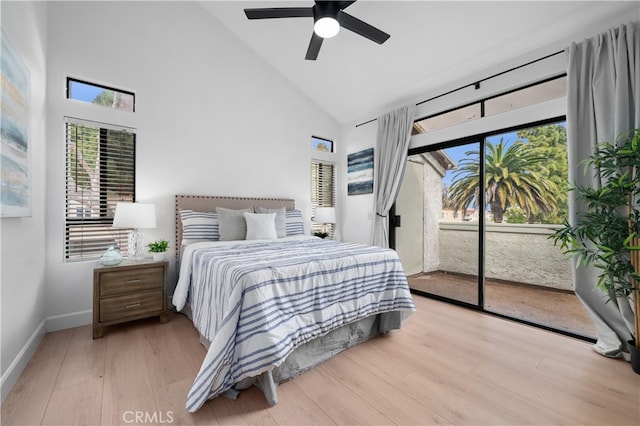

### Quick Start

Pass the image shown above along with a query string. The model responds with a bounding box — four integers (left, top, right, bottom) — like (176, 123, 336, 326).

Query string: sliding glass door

(481, 125, 596, 338)
(395, 121, 597, 339)
(396, 141, 481, 306)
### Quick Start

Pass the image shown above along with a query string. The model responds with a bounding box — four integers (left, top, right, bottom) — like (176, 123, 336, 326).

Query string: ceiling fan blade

(305, 32, 323, 60)
(338, 1, 357, 10)
(338, 11, 390, 44)
(244, 7, 313, 19)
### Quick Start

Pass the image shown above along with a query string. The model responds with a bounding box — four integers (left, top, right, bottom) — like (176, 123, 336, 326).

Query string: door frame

(391, 118, 594, 343)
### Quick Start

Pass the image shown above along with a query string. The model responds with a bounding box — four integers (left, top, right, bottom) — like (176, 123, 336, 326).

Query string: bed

(172, 195, 415, 412)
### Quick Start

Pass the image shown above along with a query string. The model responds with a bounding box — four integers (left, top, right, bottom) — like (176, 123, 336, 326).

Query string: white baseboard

(0, 319, 46, 404)
(45, 309, 92, 332)
(0, 310, 92, 404)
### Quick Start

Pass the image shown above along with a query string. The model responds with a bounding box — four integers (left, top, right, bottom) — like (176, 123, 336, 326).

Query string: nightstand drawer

(99, 289, 164, 322)
(100, 267, 164, 297)
(93, 260, 168, 339)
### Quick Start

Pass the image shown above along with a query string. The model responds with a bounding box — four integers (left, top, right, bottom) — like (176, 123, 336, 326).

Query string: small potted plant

(147, 239, 169, 261)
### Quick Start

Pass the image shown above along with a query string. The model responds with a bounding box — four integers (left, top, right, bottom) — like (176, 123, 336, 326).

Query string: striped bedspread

(173, 236, 415, 412)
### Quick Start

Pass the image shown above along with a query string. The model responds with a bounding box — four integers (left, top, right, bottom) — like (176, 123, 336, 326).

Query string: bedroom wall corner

(43, 1, 340, 323)
(0, 0, 49, 404)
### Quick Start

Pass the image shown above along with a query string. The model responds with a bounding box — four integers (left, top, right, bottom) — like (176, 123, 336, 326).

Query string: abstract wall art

(1, 31, 31, 217)
(347, 147, 373, 195)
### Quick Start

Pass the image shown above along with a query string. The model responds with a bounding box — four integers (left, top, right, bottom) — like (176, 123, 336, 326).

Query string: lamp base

(128, 229, 145, 261)
(322, 223, 333, 239)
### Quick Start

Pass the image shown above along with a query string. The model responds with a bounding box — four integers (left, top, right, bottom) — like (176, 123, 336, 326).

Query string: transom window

(311, 135, 334, 152)
(413, 76, 566, 134)
(67, 78, 135, 112)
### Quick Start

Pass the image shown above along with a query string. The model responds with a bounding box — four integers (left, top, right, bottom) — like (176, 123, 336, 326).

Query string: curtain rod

(355, 49, 565, 128)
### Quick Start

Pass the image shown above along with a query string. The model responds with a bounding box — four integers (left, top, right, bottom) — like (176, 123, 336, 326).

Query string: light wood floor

(2, 295, 639, 426)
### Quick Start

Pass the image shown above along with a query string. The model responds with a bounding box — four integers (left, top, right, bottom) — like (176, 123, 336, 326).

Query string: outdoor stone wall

(423, 160, 443, 273)
(438, 222, 573, 291)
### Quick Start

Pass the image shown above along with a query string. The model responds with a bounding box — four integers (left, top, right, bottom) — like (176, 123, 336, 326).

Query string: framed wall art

(347, 147, 373, 195)
(1, 31, 31, 217)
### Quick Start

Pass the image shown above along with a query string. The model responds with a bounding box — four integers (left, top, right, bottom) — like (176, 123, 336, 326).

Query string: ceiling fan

(244, 1, 390, 60)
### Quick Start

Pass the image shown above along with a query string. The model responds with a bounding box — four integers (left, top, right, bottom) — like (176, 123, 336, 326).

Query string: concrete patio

(408, 271, 597, 339)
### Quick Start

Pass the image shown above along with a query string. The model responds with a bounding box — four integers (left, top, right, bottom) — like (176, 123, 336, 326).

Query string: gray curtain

(371, 105, 416, 247)
(566, 20, 640, 358)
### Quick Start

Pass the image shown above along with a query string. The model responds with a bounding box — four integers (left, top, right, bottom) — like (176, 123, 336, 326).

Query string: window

(484, 76, 566, 116)
(67, 78, 135, 112)
(399, 118, 585, 337)
(65, 117, 136, 261)
(413, 75, 566, 135)
(311, 159, 335, 237)
(413, 103, 481, 134)
(311, 135, 334, 152)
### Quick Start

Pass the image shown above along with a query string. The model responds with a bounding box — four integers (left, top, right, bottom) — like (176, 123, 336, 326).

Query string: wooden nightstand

(93, 259, 169, 339)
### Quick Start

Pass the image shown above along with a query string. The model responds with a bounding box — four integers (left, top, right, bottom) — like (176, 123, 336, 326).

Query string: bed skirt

(180, 306, 402, 405)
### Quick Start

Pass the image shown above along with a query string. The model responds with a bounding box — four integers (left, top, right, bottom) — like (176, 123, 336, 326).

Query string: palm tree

(449, 139, 559, 223)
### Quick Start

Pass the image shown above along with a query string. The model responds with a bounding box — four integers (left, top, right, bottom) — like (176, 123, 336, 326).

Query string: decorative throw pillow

(216, 207, 252, 241)
(244, 212, 277, 240)
(254, 206, 286, 238)
(180, 210, 219, 245)
(285, 209, 305, 236)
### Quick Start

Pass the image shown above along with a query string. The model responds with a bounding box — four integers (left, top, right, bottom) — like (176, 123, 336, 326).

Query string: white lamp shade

(315, 207, 336, 224)
(113, 202, 156, 229)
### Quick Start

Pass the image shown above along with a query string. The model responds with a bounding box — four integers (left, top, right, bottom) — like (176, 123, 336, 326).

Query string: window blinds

(311, 160, 335, 237)
(64, 117, 136, 261)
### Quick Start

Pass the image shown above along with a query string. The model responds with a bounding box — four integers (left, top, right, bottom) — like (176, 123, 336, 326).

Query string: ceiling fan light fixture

(314, 16, 340, 38)
(244, 1, 391, 60)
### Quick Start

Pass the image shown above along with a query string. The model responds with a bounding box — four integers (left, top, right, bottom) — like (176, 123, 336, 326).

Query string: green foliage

(67, 124, 134, 197)
(551, 129, 640, 300)
(517, 124, 569, 223)
(67, 124, 99, 190)
(449, 137, 559, 223)
(315, 142, 330, 152)
(92, 90, 115, 107)
(104, 129, 135, 196)
(504, 207, 528, 224)
(147, 239, 169, 253)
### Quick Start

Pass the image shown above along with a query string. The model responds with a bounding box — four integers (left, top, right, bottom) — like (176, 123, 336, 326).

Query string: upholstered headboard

(174, 195, 296, 254)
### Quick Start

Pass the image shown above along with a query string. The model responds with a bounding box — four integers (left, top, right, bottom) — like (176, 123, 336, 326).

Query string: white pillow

(255, 206, 286, 238)
(244, 212, 277, 240)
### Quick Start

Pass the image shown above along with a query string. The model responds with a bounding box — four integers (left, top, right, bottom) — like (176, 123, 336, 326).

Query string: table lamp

(314, 207, 336, 238)
(113, 202, 156, 260)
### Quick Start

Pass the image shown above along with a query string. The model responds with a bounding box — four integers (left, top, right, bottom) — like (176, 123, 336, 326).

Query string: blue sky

(441, 131, 519, 186)
(69, 80, 105, 103)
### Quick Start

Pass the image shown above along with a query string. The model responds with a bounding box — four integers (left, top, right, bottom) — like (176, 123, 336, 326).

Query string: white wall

(339, 121, 375, 244)
(44, 1, 339, 327)
(339, 8, 637, 244)
(0, 1, 48, 403)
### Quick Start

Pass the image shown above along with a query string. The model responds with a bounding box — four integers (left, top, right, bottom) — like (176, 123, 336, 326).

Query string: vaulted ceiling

(200, 1, 639, 124)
